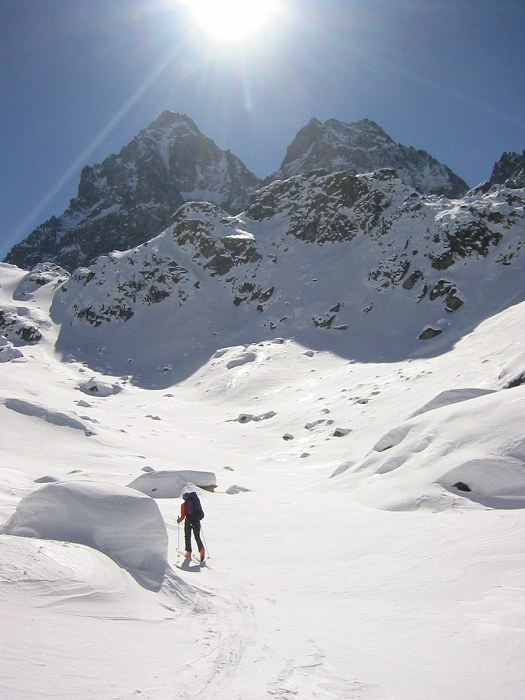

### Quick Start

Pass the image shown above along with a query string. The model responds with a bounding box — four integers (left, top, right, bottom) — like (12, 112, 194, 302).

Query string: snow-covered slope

(1, 251, 525, 697)
(48, 170, 525, 387)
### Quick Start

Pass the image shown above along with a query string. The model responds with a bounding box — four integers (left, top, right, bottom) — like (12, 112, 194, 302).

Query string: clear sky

(1, 0, 524, 260)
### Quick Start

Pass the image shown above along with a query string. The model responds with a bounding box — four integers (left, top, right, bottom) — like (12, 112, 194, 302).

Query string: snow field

(1, 263, 525, 697)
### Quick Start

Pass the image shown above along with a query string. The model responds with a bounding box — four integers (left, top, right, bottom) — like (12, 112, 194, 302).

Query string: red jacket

(177, 502, 189, 523)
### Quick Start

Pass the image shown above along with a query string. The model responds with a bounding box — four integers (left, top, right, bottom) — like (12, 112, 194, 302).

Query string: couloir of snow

(1, 260, 525, 698)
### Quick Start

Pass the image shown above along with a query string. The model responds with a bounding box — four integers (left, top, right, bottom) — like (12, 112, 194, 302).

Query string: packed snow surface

(1, 261, 525, 698)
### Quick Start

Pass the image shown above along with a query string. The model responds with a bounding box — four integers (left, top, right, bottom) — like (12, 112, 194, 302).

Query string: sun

(184, 0, 282, 44)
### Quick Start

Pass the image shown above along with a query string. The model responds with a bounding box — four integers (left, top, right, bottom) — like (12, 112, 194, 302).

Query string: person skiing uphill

(177, 491, 205, 561)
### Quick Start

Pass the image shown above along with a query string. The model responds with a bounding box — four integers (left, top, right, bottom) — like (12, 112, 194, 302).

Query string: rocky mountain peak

(147, 110, 200, 134)
(5, 112, 260, 272)
(270, 117, 468, 198)
(490, 150, 525, 189)
(5, 111, 511, 275)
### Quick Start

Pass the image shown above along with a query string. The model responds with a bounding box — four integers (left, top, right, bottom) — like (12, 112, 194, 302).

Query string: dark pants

(184, 518, 203, 553)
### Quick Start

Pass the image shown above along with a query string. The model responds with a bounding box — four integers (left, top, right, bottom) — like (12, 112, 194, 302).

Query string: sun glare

(184, 0, 282, 44)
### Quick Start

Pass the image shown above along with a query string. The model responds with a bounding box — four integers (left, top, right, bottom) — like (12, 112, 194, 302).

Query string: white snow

(1, 261, 525, 698)
(128, 469, 217, 498)
(0, 480, 169, 591)
(3, 397, 96, 436)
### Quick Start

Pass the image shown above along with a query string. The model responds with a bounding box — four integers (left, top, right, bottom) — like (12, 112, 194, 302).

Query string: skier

(177, 491, 205, 561)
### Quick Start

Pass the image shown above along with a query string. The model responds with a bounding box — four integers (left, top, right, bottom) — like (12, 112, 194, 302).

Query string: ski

(193, 556, 212, 568)
(175, 549, 211, 568)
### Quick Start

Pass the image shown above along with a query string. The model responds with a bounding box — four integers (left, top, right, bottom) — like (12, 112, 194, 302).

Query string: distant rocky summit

(5, 112, 471, 272)
(267, 117, 469, 198)
(4, 112, 260, 272)
(490, 150, 525, 189)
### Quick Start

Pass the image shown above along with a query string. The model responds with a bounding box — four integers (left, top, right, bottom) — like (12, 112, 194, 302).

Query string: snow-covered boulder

(227, 352, 257, 370)
(226, 484, 251, 495)
(236, 410, 276, 424)
(13, 263, 69, 300)
(409, 388, 496, 419)
(0, 336, 23, 362)
(3, 398, 95, 437)
(78, 378, 122, 397)
(0, 481, 169, 591)
(0, 309, 42, 345)
(128, 469, 217, 498)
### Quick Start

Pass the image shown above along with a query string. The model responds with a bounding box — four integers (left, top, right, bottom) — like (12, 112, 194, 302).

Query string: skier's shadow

(176, 559, 201, 573)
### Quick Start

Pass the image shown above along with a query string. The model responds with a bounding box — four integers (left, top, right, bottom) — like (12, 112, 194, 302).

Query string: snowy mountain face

(268, 117, 469, 198)
(4, 112, 260, 272)
(490, 150, 525, 189)
(47, 169, 525, 388)
(4, 112, 474, 272)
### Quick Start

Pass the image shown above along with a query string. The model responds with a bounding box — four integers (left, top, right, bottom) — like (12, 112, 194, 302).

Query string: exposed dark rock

(0, 309, 42, 344)
(5, 112, 260, 272)
(418, 327, 443, 340)
(505, 373, 525, 389)
(268, 118, 468, 198)
(5, 113, 476, 274)
(490, 150, 525, 189)
(453, 481, 472, 492)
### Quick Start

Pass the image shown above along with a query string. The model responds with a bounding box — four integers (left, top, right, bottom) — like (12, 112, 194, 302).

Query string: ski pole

(200, 524, 210, 559)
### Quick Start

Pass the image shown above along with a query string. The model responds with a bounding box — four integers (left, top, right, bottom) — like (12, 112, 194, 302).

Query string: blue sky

(1, 0, 524, 260)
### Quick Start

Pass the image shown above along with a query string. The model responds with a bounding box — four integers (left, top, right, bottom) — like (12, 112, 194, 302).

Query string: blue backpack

(185, 492, 204, 520)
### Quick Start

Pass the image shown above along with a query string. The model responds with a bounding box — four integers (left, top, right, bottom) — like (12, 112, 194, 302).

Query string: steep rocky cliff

(268, 118, 468, 198)
(4, 112, 260, 271)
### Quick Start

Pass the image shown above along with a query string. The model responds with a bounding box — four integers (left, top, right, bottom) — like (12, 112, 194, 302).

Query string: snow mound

(0, 481, 169, 591)
(128, 469, 216, 498)
(226, 484, 251, 494)
(0, 534, 129, 598)
(78, 378, 122, 397)
(410, 388, 496, 418)
(341, 388, 525, 512)
(3, 398, 95, 436)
